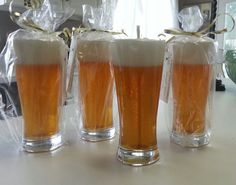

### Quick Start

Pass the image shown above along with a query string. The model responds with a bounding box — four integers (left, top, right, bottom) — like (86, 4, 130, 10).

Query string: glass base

(171, 132, 210, 148)
(81, 127, 115, 142)
(117, 147, 159, 166)
(23, 134, 62, 153)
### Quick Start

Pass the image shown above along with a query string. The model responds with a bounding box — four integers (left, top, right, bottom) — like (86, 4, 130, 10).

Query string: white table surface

(0, 79, 236, 185)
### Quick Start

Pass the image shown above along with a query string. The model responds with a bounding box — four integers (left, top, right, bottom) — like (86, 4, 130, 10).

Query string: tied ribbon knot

(72, 27, 127, 36)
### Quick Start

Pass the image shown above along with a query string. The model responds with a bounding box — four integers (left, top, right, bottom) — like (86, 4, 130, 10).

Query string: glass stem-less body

(16, 63, 63, 152)
(114, 65, 163, 166)
(171, 63, 213, 147)
(78, 61, 115, 141)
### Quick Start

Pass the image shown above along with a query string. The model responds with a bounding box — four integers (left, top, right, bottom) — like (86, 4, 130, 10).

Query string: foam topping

(170, 38, 217, 64)
(13, 38, 67, 65)
(77, 40, 111, 62)
(111, 39, 165, 66)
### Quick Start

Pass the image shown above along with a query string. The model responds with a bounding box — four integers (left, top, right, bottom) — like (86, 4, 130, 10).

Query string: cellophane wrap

(163, 6, 218, 147)
(0, 0, 71, 148)
(0, 86, 21, 145)
(83, 0, 116, 30)
(178, 5, 204, 32)
(18, 0, 74, 32)
(72, 3, 119, 140)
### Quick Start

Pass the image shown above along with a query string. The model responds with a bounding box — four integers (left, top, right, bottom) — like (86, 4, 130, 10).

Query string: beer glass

(77, 39, 115, 141)
(111, 39, 165, 166)
(14, 37, 67, 152)
(169, 40, 216, 147)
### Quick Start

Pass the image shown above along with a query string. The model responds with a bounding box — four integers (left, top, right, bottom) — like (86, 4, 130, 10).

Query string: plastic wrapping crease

(0, 0, 72, 149)
(73, 2, 119, 141)
(162, 6, 218, 147)
(18, 0, 74, 32)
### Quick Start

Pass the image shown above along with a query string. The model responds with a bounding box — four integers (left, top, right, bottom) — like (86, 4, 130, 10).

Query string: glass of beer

(111, 39, 165, 166)
(14, 36, 67, 152)
(77, 38, 115, 141)
(169, 39, 216, 147)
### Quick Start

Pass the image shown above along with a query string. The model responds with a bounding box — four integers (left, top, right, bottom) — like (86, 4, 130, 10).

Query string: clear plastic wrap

(82, 0, 116, 30)
(164, 6, 217, 147)
(16, 0, 75, 32)
(0, 0, 71, 152)
(74, 3, 118, 141)
(178, 6, 204, 32)
(0, 91, 21, 145)
(0, 29, 68, 152)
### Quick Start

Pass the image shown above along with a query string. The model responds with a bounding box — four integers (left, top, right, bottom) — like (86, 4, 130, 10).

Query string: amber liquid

(172, 64, 212, 135)
(114, 65, 163, 150)
(78, 61, 114, 131)
(16, 64, 62, 140)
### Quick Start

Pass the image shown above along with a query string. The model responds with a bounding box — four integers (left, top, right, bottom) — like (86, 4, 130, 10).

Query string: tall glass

(111, 39, 165, 166)
(14, 38, 66, 152)
(77, 40, 115, 141)
(169, 40, 216, 147)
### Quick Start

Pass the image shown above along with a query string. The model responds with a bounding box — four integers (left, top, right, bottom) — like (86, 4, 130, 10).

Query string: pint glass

(77, 39, 115, 141)
(111, 39, 165, 166)
(168, 38, 216, 147)
(14, 37, 67, 152)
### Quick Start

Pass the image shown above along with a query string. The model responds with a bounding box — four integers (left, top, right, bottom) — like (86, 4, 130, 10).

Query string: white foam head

(111, 39, 165, 67)
(77, 40, 111, 62)
(170, 37, 217, 64)
(13, 38, 67, 65)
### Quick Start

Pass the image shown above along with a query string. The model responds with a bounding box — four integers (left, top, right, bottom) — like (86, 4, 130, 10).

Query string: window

(113, 0, 178, 38)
